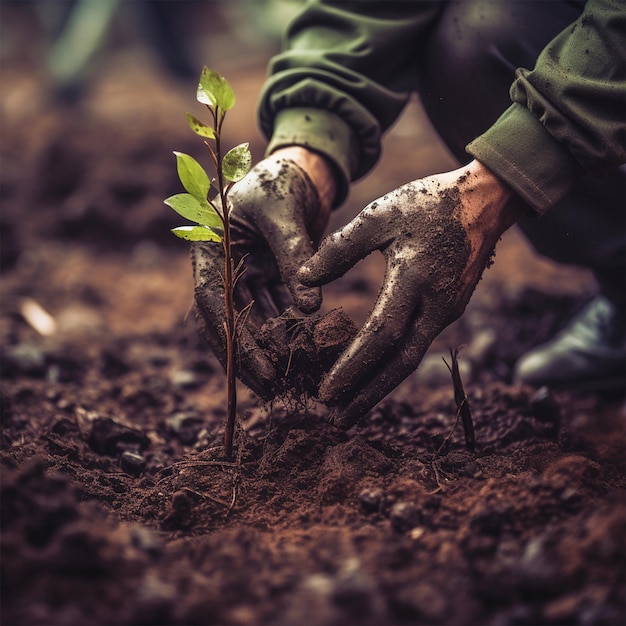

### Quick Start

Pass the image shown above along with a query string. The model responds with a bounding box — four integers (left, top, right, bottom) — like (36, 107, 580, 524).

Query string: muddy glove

(192, 147, 336, 398)
(298, 160, 523, 428)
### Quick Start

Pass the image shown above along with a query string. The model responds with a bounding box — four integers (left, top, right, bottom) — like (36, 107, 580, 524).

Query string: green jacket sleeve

(467, 0, 626, 215)
(257, 0, 443, 205)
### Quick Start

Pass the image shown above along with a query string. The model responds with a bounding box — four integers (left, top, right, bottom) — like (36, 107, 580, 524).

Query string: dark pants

(417, 0, 625, 308)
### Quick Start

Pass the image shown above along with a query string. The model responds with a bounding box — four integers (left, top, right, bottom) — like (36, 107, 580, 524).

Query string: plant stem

(213, 112, 237, 459)
(222, 218, 237, 459)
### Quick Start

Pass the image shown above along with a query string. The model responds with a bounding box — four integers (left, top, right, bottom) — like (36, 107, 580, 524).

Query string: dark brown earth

(255, 307, 358, 398)
(1, 6, 624, 626)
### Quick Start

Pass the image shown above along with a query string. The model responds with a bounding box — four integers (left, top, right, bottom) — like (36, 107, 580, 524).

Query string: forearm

(258, 0, 443, 196)
(468, 0, 626, 215)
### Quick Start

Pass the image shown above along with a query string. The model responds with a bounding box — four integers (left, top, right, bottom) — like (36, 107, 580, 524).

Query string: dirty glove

(192, 147, 336, 398)
(298, 160, 523, 428)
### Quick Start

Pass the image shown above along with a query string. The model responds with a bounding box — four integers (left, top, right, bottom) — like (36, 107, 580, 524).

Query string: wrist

(270, 146, 338, 217)
(458, 160, 524, 235)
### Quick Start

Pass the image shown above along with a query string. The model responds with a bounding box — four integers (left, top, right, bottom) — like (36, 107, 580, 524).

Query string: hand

(298, 160, 523, 428)
(192, 147, 337, 398)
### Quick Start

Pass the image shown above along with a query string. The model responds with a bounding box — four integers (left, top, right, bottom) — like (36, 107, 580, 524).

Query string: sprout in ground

(165, 66, 252, 459)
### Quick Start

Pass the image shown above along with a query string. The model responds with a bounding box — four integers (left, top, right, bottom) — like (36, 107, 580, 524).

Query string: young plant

(165, 66, 252, 458)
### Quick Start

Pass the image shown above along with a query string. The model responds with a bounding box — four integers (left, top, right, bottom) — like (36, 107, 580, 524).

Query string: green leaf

(164, 193, 223, 229)
(173, 151, 210, 201)
(172, 225, 222, 242)
(197, 66, 235, 111)
(185, 112, 215, 139)
(222, 143, 252, 183)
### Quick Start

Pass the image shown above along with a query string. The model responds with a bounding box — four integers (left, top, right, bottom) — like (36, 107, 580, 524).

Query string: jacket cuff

(265, 107, 358, 208)
(467, 104, 584, 216)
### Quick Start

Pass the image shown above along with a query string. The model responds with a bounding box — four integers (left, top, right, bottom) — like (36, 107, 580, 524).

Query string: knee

(430, 0, 584, 83)
(434, 1, 535, 80)
(418, 1, 582, 158)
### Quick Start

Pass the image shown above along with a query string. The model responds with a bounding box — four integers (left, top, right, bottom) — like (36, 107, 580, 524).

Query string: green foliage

(168, 151, 221, 243)
(164, 193, 222, 229)
(223, 143, 252, 183)
(185, 113, 215, 139)
(166, 67, 251, 244)
(171, 225, 222, 242)
(197, 66, 235, 112)
(164, 66, 253, 458)
(173, 151, 210, 201)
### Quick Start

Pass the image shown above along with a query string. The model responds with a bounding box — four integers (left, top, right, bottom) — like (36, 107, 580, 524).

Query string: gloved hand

(192, 147, 337, 398)
(298, 160, 524, 428)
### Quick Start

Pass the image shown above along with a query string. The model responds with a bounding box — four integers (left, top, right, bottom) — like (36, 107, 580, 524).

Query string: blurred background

(0, 0, 594, 348)
(0, 0, 470, 336)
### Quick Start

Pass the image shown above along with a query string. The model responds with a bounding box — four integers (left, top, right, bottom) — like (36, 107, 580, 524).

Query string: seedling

(165, 66, 252, 458)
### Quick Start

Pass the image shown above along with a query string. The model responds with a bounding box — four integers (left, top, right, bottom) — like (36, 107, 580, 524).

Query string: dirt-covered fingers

(234, 331, 277, 399)
(298, 206, 390, 288)
(243, 278, 291, 326)
(196, 292, 276, 399)
(233, 261, 280, 326)
(253, 200, 321, 313)
(268, 227, 322, 314)
(191, 243, 276, 398)
(231, 247, 301, 325)
(191, 242, 226, 346)
(242, 161, 323, 314)
(328, 303, 446, 430)
(318, 258, 422, 403)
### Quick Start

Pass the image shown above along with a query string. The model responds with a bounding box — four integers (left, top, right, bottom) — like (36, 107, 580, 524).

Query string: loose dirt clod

(255, 307, 358, 398)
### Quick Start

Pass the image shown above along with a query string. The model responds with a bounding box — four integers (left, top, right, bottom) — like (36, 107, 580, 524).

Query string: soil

(1, 9, 624, 626)
(255, 307, 358, 398)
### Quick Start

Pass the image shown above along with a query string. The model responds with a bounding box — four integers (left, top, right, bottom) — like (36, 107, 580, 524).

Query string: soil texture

(1, 9, 624, 626)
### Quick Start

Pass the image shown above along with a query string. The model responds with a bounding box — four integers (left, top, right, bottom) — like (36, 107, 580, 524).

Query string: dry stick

(429, 349, 476, 494)
(160, 460, 242, 470)
(442, 347, 476, 452)
(431, 462, 446, 495)
(434, 397, 466, 458)
(285, 346, 295, 377)
(154, 460, 242, 486)
(430, 399, 465, 494)
(182, 487, 231, 508)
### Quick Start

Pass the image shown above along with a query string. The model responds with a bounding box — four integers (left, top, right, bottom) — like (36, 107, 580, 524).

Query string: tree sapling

(165, 66, 252, 458)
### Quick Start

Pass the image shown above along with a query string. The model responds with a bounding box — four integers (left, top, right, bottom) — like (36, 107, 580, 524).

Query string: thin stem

(212, 111, 238, 460)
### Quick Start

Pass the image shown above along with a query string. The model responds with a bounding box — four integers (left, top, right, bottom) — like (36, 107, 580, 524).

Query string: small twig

(442, 348, 476, 452)
(182, 298, 195, 325)
(285, 318, 308, 334)
(235, 300, 254, 335)
(156, 459, 241, 480)
(233, 254, 248, 286)
(226, 482, 238, 518)
(429, 348, 476, 492)
(429, 399, 464, 494)
(181, 487, 230, 508)
(431, 462, 446, 494)
(434, 398, 465, 458)
(285, 346, 295, 377)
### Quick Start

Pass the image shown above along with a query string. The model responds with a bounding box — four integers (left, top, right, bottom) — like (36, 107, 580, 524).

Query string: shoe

(513, 295, 626, 393)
